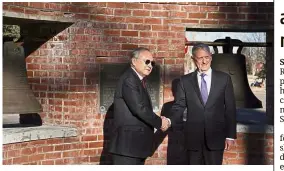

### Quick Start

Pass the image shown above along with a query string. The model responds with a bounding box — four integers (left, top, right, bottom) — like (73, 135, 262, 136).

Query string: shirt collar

(131, 67, 144, 80)
(197, 67, 212, 77)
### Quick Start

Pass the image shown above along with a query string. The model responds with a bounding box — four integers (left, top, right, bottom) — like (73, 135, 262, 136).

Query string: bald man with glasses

(109, 47, 170, 165)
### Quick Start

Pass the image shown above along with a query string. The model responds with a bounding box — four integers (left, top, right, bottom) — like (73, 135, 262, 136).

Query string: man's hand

(225, 139, 235, 151)
(160, 116, 170, 132)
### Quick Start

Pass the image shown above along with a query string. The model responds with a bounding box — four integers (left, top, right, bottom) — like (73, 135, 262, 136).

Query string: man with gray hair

(165, 43, 236, 164)
(109, 47, 170, 164)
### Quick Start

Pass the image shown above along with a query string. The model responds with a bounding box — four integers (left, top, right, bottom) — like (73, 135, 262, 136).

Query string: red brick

(206, 2, 217, 6)
(223, 152, 238, 159)
(14, 2, 29, 6)
(90, 15, 107, 21)
(109, 16, 126, 23)
(144, 18, 161, 24)
(170, 11, 187, 18)
(34, 71, 48, 77)
(7, 150, 21, 158)
(29, 2, 45, 9)
(41, 160, 55, 165)
(165, 59, 175, 64)
(13, 156, 29, 164)
(188, 13, 206, 18)
(121, 31, 138, 37)
(125, 3, 143, 9)
(122, 44, 138, 50)
(3, 159, 13, 165)
(82, 135, 98, 142)
(48, 71, 63, 77)
(133, 10, 150, 16)
(140, 32, 153, 38)
(165, 4, 181, 11)
(9, 6, 25, 13)
(41, 64, 55, 70)
(107, 2, 125, 8)
(114, 9, 131, 16)
(163, 19, 182, 24)
(29, 154, 45, 162)
(63, 137, 80, 143)
(25, 9, 39, 15)
(208, 13, 226, 19)
(3, 5, 9, 10)
(151, 11, 169, 17)
(200, 6, 219, 12)
(265, 146, 273, 152)
(152, 25, 169, 31)
(46, 139, 64, 144)
(200, 20, 218, 24)
(3, 2, 13, 5)
(144, 4, 164, 10)
(96, 7, 113, 15)
(134, 24, 151, 31)
(181, 6, 200, 12)
(125, 17, 144, 23)
(71, 2, 88, 6)
(265, 134, 273, 139)
(63, 150, 79, 158)
(45, 152, 62, 160)
(89, 142, 103, 148)
(181, 19, 199, 24)
(55, 159, 65, 165)
(171, 26, 184, 32)
(75, 14, 89, 20)
(27, 71, 34, 77)
(27, 78, 40, 84)
(49, 3, 61, 11)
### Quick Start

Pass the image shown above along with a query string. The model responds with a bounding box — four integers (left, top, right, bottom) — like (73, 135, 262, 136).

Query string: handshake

(160, 116, 171, 132)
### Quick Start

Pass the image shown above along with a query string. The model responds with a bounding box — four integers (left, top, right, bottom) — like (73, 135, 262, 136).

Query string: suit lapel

(143, 82, 153, 108)
(130, 68, 153, 108)
(190, 71, 205, 106)
(205, 70, 217, 107)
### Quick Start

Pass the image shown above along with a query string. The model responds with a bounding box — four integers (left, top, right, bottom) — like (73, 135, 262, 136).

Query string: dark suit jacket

(169, 69, 236, 150)
(109, 67, 162, 158)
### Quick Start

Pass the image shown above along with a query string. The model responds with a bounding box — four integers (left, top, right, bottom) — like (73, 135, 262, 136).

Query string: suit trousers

(112, 154, 146, 165)
(186, 141, 224, 165)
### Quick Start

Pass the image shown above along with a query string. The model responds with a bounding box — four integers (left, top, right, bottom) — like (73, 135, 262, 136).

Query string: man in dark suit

(167, 43, 237, 165)
(109, 47, 170, 165)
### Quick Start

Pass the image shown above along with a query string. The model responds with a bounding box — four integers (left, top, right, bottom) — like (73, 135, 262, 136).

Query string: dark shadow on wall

(99, 103, 114, 165)
(3, 16, 73, 57)
(3, 113, 42, 128)
(152, 78, 187, 165)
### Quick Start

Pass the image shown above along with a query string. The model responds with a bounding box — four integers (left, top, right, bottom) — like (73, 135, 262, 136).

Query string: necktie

(200, 73, 208, 104)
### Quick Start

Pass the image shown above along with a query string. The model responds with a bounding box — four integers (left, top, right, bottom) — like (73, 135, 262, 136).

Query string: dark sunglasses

(144, 59, 156, 67)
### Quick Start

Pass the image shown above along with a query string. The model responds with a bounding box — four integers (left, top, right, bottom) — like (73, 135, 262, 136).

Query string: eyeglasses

(194, 56, 211, 62)
(140, 59, 156, 67)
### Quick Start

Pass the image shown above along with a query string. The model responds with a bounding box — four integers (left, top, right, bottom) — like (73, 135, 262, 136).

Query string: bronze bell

(3, 41, 42, 114)
(211, 37, 262, 108)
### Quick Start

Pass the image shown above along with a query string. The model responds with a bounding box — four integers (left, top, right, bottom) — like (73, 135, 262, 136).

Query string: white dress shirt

(131, 67, 143, 80)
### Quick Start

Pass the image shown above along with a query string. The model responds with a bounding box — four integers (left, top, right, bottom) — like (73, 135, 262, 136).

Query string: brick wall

(3, 2, 273, 165)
